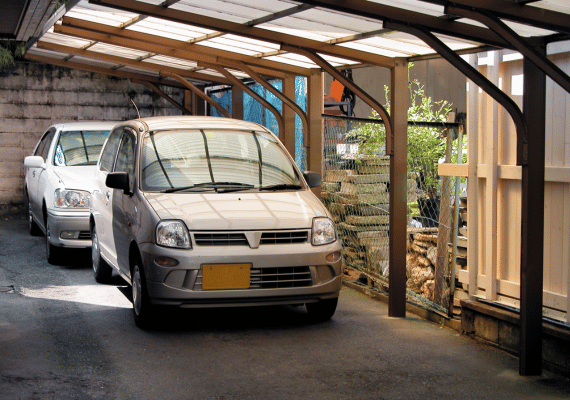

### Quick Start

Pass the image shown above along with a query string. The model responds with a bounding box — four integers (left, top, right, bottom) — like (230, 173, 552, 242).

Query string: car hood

(144, 190, 329, 230)
(53, 166, 99, 191)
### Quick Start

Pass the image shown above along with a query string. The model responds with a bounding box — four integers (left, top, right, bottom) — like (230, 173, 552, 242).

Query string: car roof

(50, 121, 120, 131)
(124, 116, 271, 133)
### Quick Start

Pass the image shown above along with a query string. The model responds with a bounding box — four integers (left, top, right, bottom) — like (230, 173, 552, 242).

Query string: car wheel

(45, 217, 61, 265)
(26, 195, 41, 236)
(132, 261, 154, 329)
(92, 224, 112, 283)
(306, 298, 338, 322)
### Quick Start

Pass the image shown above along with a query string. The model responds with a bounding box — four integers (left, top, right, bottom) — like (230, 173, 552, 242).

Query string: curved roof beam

(200, 62, 284, 136)
(227, 60, 309, 146)
(162, 72, 231, 118)
(384, 21, 528, 165)
(282, 45, 393, 151)
(446, 5, 570, 95)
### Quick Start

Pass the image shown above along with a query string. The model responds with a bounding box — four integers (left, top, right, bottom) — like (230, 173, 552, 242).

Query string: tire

(45, 217, 61, 265)
(92, 224, 112, 283)
(132, 261, 155, 329)
(306, 298, 338, 322)
(26, 195, 41, 236)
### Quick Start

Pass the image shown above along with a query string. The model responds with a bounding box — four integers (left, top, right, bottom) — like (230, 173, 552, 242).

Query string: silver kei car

(23, 121, 117, 264)
(90, 116, 342, 328)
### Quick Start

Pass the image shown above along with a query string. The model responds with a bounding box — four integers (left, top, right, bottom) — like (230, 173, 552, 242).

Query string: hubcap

(133, 266, 142, 316)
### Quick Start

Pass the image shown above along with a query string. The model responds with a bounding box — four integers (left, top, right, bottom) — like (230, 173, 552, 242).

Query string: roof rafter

(88, 0, 395, 68)
(295, 0, 512, 49)
(36, 40, 232, 85)
(24, 53, 187, 89)
(58, 17, 307, 76)
(420, 0, 570, 34)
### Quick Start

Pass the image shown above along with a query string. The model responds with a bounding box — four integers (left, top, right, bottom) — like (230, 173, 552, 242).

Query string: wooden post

(520, 39, 546, 376)
(307, 69, 323, 180)
(388, 58, 408, 317)
(283, 75, 297, 158)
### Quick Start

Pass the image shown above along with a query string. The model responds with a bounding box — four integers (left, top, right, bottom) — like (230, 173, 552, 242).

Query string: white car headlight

(156, 220, 192, 249)
(311, 217, 337, 246)
(54, 189, 90, 209)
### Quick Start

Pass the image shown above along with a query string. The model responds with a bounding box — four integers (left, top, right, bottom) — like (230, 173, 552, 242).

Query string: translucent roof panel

(197, 35, 279, 56)
(66, 1, 137, 26)
(368, 0, 445, 16)
(89, 43, 151, 59)
(42, 29, 93, 48)
(127, 17, 216, 41)
(25, 0, 569, 88)
(144, 55, 199, 70)
(534, 0, 570, 14)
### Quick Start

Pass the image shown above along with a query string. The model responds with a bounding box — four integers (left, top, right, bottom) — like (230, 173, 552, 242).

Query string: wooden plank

(438, 163, 468, 177)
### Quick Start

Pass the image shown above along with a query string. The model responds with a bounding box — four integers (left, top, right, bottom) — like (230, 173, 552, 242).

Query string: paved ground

(1, 207, 570, 399)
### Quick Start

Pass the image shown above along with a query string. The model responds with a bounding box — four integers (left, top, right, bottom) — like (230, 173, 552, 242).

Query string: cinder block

(0, 89, 25, 104)
(51, 90, 78, 105)
(0, 132, 22, 147)
(0, 162, 24, 178)
(498, 321, 519, 354)
(0, 104, 24, 119)
(23, 104, 53, 119)
(473, 314, 499, 344)
(77, 106, 107, 120)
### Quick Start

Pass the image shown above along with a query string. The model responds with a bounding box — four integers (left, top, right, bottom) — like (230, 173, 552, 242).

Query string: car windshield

(53, 130, 111, 166)
(141, 129, 302, 192)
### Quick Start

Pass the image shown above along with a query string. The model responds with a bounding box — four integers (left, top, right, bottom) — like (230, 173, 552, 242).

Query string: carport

(5, 0, 570, 376)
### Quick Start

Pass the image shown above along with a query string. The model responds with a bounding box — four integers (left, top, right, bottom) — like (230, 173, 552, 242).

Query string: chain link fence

(322, 114, 465, 315)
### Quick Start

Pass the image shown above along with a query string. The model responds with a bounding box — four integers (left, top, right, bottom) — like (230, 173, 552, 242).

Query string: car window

(140, 129, 300, 191)
(114, 133, 136, 175)
(99, 128, 123, 172)
(34, 130, 55, 161)
(53, 130, 111, 166)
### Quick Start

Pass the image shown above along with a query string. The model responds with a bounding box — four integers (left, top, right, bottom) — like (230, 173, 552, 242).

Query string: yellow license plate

(202, 264, 251, 290)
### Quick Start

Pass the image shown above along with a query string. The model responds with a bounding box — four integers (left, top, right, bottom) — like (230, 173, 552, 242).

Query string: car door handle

(105, 191, 110, 205)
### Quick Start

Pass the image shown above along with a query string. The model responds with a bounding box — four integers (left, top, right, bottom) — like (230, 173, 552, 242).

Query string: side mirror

(303, 171, 321, 188)
(106, 172, 131, 194)
(24, 156, 45, 169)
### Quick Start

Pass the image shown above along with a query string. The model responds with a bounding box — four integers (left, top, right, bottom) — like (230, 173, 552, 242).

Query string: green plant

(347, 64, 462, 200)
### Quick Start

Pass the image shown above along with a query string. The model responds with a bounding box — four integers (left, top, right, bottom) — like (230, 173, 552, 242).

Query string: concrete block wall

(0, 61, 184, 207)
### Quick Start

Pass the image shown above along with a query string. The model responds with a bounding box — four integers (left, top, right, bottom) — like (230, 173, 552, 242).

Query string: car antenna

(130, 98, 142, 124)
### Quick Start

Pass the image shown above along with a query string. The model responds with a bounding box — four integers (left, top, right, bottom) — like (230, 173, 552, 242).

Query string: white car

(24, 121, 118, 264)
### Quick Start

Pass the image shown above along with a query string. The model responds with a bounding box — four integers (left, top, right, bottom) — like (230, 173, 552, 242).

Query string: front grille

(194, 233, 248, 246)
(250, 266, 312, 289)
(193, 230, 309, 247)
(78, 231, 91, 240)
(260, 231, 308, 244)
(194, 266, 313, 290)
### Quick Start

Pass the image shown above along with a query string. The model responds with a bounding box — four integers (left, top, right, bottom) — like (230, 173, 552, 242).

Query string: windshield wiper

(259, 184, 302, 191)
(162, 182, 254, 193)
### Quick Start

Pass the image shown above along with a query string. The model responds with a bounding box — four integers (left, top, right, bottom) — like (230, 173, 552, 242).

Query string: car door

(28, 129, 55, 225)
(93, 127, 123, 267)
(111, 130, 137, 277)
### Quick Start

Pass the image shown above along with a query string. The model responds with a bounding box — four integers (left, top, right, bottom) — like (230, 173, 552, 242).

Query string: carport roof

(23, 0, 570, 88)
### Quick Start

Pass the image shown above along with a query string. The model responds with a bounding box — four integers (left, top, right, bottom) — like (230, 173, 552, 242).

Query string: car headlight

(311, 217, 337, 246)
(156, 220, 192, 249)
(54, 189, 90, 209)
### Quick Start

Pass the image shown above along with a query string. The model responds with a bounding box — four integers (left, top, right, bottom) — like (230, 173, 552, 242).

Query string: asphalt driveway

(1, 207, 569, 399)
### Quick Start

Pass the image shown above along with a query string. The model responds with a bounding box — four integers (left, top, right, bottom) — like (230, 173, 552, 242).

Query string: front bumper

(46, 210, 91, 248)
(139, 240, 343, 307)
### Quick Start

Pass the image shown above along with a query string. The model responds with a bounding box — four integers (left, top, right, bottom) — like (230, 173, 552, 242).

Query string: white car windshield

(54, 130, 111, 166)
(141, 129, 302, 192)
